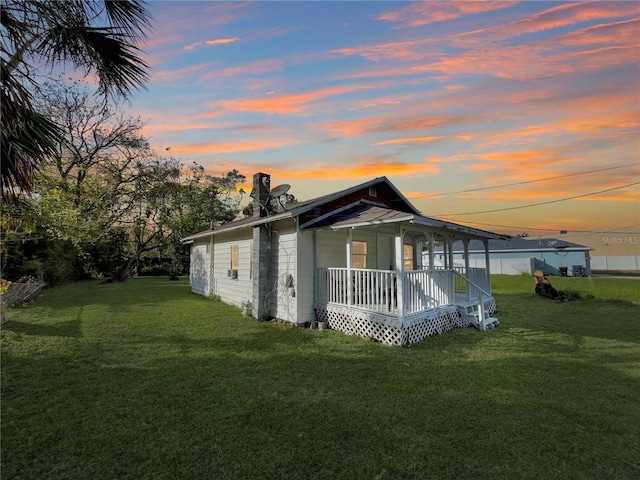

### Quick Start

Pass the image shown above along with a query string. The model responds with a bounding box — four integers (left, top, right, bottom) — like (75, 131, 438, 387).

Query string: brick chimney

(252, 172, 271, 218)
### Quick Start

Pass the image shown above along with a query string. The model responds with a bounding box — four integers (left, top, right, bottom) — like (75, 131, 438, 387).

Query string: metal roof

(182, 176, 508, 243)
(302, 202, 508, 240)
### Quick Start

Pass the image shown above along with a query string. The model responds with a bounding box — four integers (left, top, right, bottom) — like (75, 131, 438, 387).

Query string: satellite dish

(270, 184, 291, 198)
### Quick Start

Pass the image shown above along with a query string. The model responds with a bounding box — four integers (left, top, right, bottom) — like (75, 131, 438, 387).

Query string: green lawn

(2, 276, 639, 479)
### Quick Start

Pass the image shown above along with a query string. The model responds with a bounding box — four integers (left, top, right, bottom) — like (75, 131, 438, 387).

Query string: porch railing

(451, 267, 491, 302)
(316, 267, 456, 316)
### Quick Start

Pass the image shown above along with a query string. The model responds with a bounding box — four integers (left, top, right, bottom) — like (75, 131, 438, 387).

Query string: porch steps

(457, 302, 500, 332)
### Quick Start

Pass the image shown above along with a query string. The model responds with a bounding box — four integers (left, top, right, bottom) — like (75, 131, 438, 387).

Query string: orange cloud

(559, 17, 640, 47)
(170, 138, 296, 157)
(184, 38, 238, 50)
(458, 1, 639, 43)
(333, 7, 638, 85)
(374, 1, 517, 28)
(317, 113, 476, 138)
(201, 160, 440, 184)
(211, 83, 376, 115)
(372, 136, 445, 146)
(285, 162, 435, 180)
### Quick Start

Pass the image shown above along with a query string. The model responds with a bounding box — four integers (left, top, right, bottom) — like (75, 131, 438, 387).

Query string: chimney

(252, 172, 271, 219)
(252, 172, 272, 320)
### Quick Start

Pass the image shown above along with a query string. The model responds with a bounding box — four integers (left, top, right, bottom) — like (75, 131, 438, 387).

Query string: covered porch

(314, 266, 497, 345)
(305, 203, 504, 345)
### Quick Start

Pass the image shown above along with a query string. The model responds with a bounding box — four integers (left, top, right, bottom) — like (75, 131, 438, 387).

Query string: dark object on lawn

(534, 270, 570, 301)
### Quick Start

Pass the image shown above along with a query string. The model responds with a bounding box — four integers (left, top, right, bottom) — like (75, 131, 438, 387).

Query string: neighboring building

(541, 229, 640, 272)
(425, 237, 592, 276)
(183, 173, 508, 346)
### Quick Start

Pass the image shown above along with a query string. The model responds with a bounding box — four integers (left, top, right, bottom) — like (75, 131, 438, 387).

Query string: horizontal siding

(269, 221, 298, 322)
(296, 230, 315, 323)
(317, 230, 347, 268)
(212, 230, 253, 309)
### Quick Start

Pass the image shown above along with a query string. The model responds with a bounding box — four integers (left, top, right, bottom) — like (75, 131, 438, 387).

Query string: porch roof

(302, 202, 508, 240)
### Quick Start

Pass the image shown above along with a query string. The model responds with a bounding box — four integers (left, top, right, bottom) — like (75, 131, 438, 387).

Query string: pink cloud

(210, 83, 376, 115)
(458, 1, 640, 43)
(184, 37, 238, 51)
(372, 136, 446, 146)
(169, 137, 296, 157)
(374, 1, 518, 28)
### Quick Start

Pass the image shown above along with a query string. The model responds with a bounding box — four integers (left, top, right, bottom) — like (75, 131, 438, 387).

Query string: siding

(212, 230, 253, 308)
(296, 230, 315, 323)
(316, 230, 348, 267)
(269, 220, 298, 322)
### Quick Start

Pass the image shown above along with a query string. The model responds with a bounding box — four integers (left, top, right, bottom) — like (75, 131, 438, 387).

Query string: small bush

(139, 265, 170, 276)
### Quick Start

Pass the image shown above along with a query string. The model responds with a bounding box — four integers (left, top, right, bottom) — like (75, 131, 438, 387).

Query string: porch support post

(346, 228, 353, 306)
(446, 234, 454, 270)
(428, 232, 435, 270)
(483, 239, 491, 292)
(395, 226, 405, 321)
(442, 236, 448, 269)
(450, 235, 455, 270)
(463, 238, 470, 274)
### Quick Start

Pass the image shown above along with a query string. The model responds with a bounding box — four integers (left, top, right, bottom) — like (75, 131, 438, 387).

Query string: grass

(1, 276, 639, 480)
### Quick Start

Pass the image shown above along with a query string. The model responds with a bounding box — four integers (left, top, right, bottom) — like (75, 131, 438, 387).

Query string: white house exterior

(183, 173, 509, 346)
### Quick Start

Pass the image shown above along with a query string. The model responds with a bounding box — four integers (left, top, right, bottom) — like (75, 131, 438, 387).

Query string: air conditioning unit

(227, 269, 238, 279)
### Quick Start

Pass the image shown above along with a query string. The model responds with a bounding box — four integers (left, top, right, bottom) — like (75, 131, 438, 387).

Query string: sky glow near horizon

(127, 0, 639, 236)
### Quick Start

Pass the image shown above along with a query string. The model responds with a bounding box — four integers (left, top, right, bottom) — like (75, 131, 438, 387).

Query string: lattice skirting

(315, 304, 466, 346)
(402, 306, 462, 345)
(485, 298, 497, 315)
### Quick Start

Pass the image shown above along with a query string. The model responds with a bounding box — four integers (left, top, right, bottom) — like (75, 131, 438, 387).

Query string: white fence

(463, 256, 639, 274)
(590, 256, 640, 271)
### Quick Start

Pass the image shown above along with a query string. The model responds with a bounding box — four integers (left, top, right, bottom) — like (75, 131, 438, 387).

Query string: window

(403, 244, 414, 271)
(230, 244, 239, 270)
(352, 241, 367, 268)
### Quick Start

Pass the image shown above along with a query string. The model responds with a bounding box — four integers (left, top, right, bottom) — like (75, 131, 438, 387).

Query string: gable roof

(182, 176, 507, 243)
(304, 202, 506, 239)
(291, 176, 420, 217)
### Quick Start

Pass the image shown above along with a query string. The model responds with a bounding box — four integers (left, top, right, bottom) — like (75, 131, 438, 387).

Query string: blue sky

(126, 1, 639, 235)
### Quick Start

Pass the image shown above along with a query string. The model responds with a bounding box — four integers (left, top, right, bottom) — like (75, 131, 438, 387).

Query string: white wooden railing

(451, 267, 491, 301)
(317, 268, 399, 312)
(316, 267, 456, 315)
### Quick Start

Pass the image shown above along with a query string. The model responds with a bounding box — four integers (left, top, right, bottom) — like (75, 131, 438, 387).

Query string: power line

(436, 181, 640, 216)
(409, 162, 639, 199)
(448, 219, 640, 235)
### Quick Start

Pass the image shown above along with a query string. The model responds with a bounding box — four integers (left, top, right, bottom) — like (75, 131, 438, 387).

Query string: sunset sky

(127, 1, 639, 236)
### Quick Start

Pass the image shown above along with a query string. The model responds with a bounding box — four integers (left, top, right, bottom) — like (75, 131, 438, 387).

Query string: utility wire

(436, 181, 640, 217)
(409, 162, 639, 199)
(448, 220, 640, 235)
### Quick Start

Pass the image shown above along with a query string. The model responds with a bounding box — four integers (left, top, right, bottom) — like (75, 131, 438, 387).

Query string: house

(182, 173, 509, 346)
(425, 237, 592, 276)
(541, 229, 639, 272)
